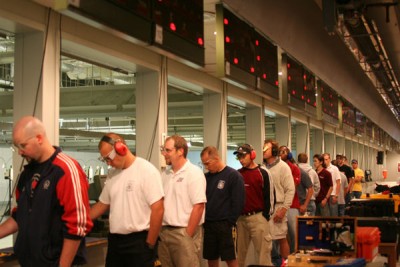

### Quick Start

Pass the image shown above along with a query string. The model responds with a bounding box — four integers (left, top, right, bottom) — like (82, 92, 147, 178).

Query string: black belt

(242, 211, 262, 216)
(163, 225, 183, 229)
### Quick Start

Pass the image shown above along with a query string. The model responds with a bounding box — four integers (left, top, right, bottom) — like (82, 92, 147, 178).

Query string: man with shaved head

(0, 116, 93, 267)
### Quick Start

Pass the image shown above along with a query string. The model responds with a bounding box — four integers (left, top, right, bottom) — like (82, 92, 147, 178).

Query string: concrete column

(13, 12, 61, 141)
(311, 128, 323, 155)
(324, 132, 335, 157)
(336, 136, 345, 156)
(353, 141, 360, 163)
(275, 116, 290, 147)
(203, 85, 227, 161)
(246, 106, 264, 164)
(345, 139, 353, 160)
(296, 123, 308, 159)
(135, 60, 167, 169)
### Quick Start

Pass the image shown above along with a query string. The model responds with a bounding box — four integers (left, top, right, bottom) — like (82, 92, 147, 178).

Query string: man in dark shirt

(201, 146, 245, 267)
(337, 155, 354, 204)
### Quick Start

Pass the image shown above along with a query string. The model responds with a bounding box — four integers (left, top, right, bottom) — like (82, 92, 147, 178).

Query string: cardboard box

(356, 227, 380, 261)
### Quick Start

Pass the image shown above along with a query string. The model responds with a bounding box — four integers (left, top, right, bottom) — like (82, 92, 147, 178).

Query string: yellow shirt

(352, 168, 364, 192)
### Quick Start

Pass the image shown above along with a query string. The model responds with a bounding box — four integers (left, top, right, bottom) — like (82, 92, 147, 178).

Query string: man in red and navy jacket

(0, 116, 93, 267)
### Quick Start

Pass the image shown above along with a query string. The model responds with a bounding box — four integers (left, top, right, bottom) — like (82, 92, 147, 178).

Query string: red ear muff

(114, 141, 127, 156)
(101, 135, 128, 156)
(250, 150, 256, 160)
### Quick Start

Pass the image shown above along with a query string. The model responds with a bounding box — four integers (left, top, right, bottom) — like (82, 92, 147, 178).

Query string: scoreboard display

(216, 4, 278, 98)
(221, 6, 255, 75)
(67, 0, 204, 66)
(320, 81, 338, 119)
(341, 98, 355, 127)
(355, 109, 365, 135)
(254, 31, 278, 89)
(286, 55, 316, 108)
(152, 0, 204, 66)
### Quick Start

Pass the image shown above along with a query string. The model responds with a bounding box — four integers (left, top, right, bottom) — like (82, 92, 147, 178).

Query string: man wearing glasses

(158, 135, 206, 267)
(0, 116, 93, 267)
(90, 133, 164, 267)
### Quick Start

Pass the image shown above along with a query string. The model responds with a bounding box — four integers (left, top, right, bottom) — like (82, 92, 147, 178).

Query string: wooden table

(378, 242, 397, 267)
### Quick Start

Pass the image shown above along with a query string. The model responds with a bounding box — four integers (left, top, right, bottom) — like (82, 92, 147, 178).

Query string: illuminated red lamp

(225, 36, 231, 43)
(263, 73, 267, 79)
(170, 22, 176, 31)
(304, 85, 307, 90)
(250, 67, 255, 73)
(301, 95, 305, 100)
(234, 58, 239, 64)
(275, 81, 279, 86)
(307, 99, 310, 103)
(322, 97, 325, 101)
(303, 74, 307, 79)
(256, 55, 261, 61)
(292, 90, 296, 95)
(287, 63, 291, 68)
(313, 102, 316, 107)
(255, 40, 259, 46)
(288, 75, 292, 81)
(224, 18, 229, 25)
(197, 38, 203, 46)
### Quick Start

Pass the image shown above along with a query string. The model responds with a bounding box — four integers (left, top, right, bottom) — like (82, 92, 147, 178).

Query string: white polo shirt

(326, 164, 341, 196)
(161, 160, 207, 227)
(99, 157, 164, 234)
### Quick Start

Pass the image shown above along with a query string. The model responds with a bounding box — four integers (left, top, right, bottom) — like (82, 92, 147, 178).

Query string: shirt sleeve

(229, 171, 245, 224)
(56, 155, 93, 239)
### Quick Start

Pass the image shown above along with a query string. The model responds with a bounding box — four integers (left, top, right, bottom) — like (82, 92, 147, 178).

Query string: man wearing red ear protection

(91, 133, 165, 267)
(234, 144, 275, 267)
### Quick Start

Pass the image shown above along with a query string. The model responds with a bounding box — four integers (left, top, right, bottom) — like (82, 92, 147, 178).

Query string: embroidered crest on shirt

(43, 180, 50, 190)
(217, 180, 225, 189)
(127, 181, 133, 191)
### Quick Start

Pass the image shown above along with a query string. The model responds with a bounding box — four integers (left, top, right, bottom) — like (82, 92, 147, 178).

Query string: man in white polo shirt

(158, 135, 207, 267)
(323, 153, 341, 216)
(90, 133, 165, 267)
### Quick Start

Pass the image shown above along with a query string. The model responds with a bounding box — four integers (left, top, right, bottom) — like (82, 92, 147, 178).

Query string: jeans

(287, 208, 299, 254)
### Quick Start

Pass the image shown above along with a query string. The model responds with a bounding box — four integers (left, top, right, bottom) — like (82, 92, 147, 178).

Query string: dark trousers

(106, 231, 156, 267)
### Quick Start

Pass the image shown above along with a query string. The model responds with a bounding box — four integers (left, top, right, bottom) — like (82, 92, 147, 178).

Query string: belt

(242, 211, 262, 216)
(163, 225, 183, 229)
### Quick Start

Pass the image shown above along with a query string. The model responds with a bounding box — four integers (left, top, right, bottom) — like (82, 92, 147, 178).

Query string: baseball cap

(233, 144, 252, 155)
(351, 159, 358, 164)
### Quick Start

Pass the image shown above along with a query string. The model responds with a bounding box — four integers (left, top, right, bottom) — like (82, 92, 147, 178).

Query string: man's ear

(36, 134, 43, 144)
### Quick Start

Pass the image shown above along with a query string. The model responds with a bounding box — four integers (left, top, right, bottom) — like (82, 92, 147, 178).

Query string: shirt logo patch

(43, 180, 50, 190)
(217, 180, 225, 189)
(127, 181, 133, 191)
(176, 177, 184, 182)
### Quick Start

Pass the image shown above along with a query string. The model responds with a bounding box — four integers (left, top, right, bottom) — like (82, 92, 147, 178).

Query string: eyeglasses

(160, 146, 176, 153)
(263, 147, 271, 153)
(98, 149, 116, 163)
(202, 158, 215, 166)
(13, 136, 36, 151)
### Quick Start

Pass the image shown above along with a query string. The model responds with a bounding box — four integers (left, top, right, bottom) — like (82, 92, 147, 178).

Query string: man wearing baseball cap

(351, 159, 364, 199)
(234, 144, 274, 267)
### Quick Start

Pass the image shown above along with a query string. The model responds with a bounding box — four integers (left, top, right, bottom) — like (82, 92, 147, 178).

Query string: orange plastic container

(356, 227, 380, 261)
